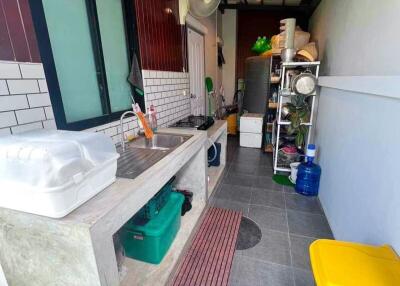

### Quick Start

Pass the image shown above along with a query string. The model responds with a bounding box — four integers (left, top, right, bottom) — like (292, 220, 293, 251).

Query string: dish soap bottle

(148, 105, 158, 132)
(295, 144, 321, 196)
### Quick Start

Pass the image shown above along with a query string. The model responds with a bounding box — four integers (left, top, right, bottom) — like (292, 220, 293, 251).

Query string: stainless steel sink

(116, 133, 192, 179)
(125, 133, 192, 151)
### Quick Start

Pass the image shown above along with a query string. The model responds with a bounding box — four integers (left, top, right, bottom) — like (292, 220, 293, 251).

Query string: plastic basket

(133, 177, 175, 223)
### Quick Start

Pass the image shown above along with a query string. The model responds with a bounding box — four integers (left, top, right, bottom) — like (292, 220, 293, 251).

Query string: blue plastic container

(295, 144, 321, 196)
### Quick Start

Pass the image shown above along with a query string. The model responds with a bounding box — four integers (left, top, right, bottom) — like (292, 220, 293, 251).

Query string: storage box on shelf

(121, 192, 184, 265)
(240, 113, 264, 148)
(273, 61, 320, 174)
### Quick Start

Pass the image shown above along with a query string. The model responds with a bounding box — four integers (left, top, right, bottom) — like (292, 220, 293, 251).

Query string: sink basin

(116, 133, 192, 179)
(125, 133, 192, 151)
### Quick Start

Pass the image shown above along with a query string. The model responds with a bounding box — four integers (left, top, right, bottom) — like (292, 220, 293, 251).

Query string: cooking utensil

(291, 70, 317, 95)
(281, 105, 290, 119)
(281, 48, 296, 62)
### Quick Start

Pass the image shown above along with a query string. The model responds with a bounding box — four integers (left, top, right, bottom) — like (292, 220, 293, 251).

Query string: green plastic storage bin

(133, 179, 173, 223)
(121, 192, 184, 264)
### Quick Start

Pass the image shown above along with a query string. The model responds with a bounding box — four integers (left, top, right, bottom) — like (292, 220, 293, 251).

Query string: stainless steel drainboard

(116, 148, 170, 180)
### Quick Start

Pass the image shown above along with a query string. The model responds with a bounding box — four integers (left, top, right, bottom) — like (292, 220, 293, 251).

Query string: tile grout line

(283, 187, 297, 286)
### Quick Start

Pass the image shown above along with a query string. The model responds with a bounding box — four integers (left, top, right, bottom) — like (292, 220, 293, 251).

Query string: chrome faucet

(119, 111, 136, 152)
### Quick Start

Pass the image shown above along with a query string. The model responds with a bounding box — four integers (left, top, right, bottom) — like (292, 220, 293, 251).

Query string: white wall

(85, 70, 190, 144)
(310, 0, 400, 252)
(0, 61, 55, 135)
(200, 12, 217, 86)
(310, 0, 400, 76)
(199, 12, 218, 115)
(0, 62, 191, 146)
(221, 10, 237, 105)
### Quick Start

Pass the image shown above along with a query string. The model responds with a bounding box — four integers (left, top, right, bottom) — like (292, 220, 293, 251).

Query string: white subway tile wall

(89, 70, 191, 144)
(0, 62, 191, 144)
(0, 61, 55, 134)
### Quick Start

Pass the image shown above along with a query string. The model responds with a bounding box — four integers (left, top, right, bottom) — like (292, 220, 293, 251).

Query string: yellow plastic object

(227, 113, 237, 135)
(310, 239, 400, 286)
(126, 134, 137, 142)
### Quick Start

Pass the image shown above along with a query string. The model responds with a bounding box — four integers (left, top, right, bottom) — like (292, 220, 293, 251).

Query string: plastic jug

(295, 144, 321, 196)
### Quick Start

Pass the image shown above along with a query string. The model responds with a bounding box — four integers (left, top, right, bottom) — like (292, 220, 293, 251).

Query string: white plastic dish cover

(0, 129, 119, 191)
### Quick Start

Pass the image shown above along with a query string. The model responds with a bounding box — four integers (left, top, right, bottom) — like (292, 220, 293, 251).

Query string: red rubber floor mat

(171, 207, 242, 286)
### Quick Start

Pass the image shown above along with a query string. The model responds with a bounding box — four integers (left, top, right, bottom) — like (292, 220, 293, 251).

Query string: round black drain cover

(236, 217, 262, 250)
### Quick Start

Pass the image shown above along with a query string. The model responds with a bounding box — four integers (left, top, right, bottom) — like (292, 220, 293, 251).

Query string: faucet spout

(120, 111, 136, 152)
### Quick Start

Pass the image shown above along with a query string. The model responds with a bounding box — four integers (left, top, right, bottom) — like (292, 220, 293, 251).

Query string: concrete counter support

(0, 129, 208, 286)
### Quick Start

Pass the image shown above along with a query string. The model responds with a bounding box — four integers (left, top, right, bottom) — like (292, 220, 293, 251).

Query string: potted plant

(286, 94, 311, 149)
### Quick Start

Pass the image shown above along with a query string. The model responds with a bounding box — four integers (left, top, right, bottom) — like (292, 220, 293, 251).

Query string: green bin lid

(124, 192, 184, 236)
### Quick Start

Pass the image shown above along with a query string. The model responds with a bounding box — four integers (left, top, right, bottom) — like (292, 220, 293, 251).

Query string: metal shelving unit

(264, 55, 281, 153)
(273, 61, 320, 174)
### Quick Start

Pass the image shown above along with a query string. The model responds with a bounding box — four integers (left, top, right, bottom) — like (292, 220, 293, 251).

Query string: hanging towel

(128, 53, 144, 97)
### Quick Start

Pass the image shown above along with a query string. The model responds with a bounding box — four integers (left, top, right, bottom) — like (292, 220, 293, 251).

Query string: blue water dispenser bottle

(295, 144, 321, 196)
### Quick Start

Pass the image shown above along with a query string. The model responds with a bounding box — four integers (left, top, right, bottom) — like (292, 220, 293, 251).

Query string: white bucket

(289, 162, 301, 184)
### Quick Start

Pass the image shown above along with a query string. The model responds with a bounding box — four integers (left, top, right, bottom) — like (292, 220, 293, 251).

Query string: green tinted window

(42, 0, 104, 123)
(97, 0, 132, 113)
(37, 0, 140, 129)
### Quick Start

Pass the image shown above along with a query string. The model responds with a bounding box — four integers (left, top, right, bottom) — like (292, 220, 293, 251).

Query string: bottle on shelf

(295, 144, 321, 196)
(148, 105, 158, 132)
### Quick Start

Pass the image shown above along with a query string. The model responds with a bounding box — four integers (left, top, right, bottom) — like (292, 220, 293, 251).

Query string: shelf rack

(264, 55, 282, 153)
(273, 61, 320, 174)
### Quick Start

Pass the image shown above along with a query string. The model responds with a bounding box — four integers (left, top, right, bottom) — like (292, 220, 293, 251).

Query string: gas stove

(170, 115, 214, 130)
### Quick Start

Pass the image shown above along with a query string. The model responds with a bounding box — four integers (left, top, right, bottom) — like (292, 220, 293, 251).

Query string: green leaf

(287, 125, 295, 135)
(292, 115, 300, 129)
(286, 103, 296, 113)
(295, 132, 304, 148)
(299, 125, 308, 134)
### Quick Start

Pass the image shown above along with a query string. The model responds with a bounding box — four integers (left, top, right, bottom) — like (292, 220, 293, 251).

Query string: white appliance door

(187, 28, 205, 116)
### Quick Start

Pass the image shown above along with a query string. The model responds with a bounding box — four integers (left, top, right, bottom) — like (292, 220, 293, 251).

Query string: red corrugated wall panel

(0, 0, 184, 68)
(134, 0, 185, 72)
(18, 0, 40, 62)
(0, 0, 40, 63)
(0, 0, 14, 61)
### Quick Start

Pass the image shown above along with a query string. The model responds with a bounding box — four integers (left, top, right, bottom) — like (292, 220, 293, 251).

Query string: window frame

(29, 0, 142, 131)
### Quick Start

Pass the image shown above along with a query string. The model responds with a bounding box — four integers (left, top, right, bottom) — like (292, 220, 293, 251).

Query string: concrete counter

(0, 128, 208, 286)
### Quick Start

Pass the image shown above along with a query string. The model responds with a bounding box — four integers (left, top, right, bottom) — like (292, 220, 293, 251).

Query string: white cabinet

(240, 113, 263, 148)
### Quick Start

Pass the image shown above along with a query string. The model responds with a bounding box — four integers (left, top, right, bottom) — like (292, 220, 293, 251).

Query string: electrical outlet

(183, 90, 187, 96)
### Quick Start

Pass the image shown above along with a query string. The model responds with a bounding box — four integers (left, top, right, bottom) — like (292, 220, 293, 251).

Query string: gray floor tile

(238, 228, 291, 266)
(248, 205, 288, 232)
(285, 193, 323, 214)
(225, 136, 327, 286)
(283, 185, 296, 194)
(289, 235, 318, 270)
(292, 268, 316, 286)
(256, 165, 274, 177)
(210, 198, 249, 216)
(251, 188, 285, 209)
(229, 256, 294, 286)
(215, 184, 252, 203)
(287, 210, 333, 238)
(233, 150, 262, 164)
(223, 173, 256, 187)
(229, 163, 258, 176)
(227, 151, 237, 162)
(259, 154, 274, 167)
(253, 176, 284, 192)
